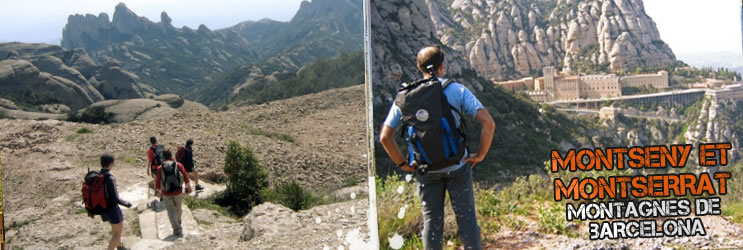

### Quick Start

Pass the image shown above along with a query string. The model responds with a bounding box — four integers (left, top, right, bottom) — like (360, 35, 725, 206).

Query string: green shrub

(240, 125, 296, 143)
(67, 106, 115, 124)
(217, 141, 269, 217)
(261, 180, 322, 211)
(344, 176, 359, 187)
(76, 127, 92, 134)
(723, 202, 743, 224)
(376, 175, 425, 249)
(185, 192, 236, 218)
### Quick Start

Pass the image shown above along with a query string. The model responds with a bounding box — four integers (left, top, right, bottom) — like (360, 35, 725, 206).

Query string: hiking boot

(195, 185, 204, 191)
(117, 244, 130, 250)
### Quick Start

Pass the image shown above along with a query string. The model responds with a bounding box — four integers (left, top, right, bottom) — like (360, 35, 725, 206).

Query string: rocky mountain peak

(428, 0, 675, 80)
(112, 2, 147, 33)
(160, 11, 172, 26)
(197, 24, 212, 34)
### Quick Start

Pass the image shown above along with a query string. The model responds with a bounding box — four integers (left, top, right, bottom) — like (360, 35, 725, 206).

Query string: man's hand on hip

(400, 161, 419, 172)
(462, 154, 485, 168)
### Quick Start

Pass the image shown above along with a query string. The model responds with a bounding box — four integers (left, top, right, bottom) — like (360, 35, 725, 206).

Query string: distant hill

(676, 51, 743, 75)
(220, 0, 363, 69)
(194, 52, 364, 108)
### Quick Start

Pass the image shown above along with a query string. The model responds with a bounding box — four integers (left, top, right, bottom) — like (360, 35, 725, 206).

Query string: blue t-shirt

(383, 78, 485, 173)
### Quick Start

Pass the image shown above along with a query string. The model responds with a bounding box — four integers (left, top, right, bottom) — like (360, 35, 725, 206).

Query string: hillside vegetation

(193, 52, 364, 108)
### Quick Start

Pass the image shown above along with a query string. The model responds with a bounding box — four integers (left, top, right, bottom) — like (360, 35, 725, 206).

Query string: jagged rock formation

(61, 1, 363, 98)
(61, 3, 260, 94)
(426, 0, 676, 80)
(685, 97, 742, 164)
(0, 42, 156, 110)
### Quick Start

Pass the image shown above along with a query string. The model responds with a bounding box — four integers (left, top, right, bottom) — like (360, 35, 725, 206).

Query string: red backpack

(81, 170, 108, 215)
(176, 146, 185, 163)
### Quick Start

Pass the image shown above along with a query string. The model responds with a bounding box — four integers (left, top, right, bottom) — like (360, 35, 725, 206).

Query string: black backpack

(395, 76, 466, 172)
(160, 161, 183, 193)
(151, 145, 165, 167)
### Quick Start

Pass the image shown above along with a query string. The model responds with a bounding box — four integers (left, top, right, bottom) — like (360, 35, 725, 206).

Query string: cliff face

(371, 0, 483, 104)
(426, 0, 676, 80)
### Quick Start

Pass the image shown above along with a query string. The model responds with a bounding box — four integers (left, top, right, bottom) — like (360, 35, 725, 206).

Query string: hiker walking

(155, 150, 191, 237)
(147, 136, 165, 196)
(176, 139, 204, 191)
(379, 46, 495, 250)
(82, 154, 133, 250)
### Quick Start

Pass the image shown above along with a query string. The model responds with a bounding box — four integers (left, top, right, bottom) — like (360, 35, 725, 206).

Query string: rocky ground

(1, 84, 370, 249)
(484, 215, 743, 249)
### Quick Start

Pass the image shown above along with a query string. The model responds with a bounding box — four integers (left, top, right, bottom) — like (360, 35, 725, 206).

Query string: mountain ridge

(61, 1, 363, 105)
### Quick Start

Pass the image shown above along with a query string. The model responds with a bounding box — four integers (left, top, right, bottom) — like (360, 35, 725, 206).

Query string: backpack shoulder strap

(399, 77, 436, 92)
(441, 79, 454, 90)
(440, 79, 469, 133)
(440, 79, 463, 115)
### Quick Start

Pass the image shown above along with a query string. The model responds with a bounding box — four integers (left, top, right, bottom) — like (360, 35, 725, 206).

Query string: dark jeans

(416, 165, 481, 250)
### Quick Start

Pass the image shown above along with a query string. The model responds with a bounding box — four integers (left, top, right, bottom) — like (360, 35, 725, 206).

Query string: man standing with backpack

(155, 150, 191, 237)
(379, 46, 495, 250)
(176, 139, 204, 191)
(83, 154, 132, 250)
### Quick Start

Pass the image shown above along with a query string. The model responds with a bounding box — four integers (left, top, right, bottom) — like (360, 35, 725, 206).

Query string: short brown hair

(417, 46, 444, 74)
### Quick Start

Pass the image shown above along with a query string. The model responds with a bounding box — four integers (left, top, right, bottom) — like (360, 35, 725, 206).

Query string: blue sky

(644, 0, 741, 54)
(645, 0, 742, 67)
(0, 0, 306, 44)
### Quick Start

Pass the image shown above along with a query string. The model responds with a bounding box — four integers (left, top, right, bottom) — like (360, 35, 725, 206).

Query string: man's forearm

(476, 122, 495, 159)
(380, 125, 406, 166)
(381, 136, 406, 166)
(474, 109, 495, 160)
